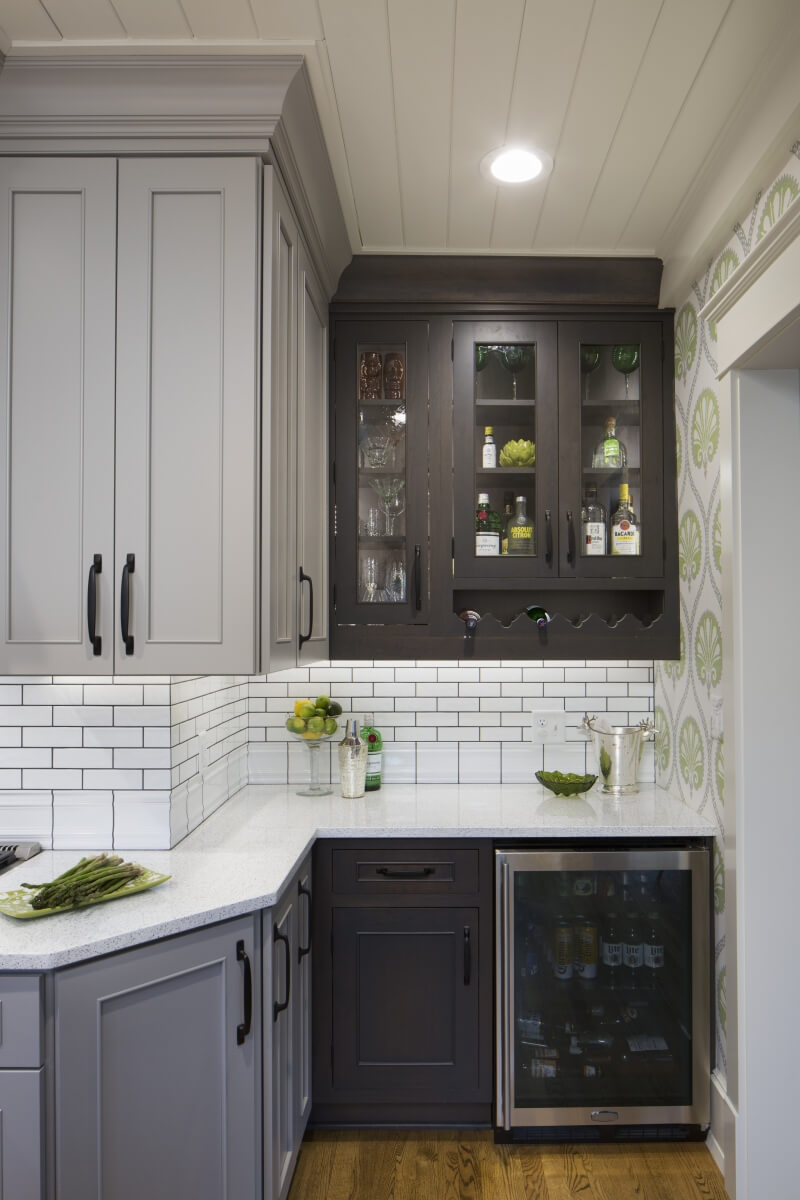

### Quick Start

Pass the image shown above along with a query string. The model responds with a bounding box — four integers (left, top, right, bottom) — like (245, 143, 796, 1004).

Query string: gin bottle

(475, 493, 501, 556)
(592, 417, 628, 469)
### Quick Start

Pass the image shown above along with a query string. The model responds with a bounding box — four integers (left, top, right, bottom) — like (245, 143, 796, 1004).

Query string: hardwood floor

(288, 1129, 730, 1200)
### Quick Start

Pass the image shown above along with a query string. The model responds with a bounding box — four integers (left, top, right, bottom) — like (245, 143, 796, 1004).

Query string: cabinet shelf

(475, 467, 536, 480)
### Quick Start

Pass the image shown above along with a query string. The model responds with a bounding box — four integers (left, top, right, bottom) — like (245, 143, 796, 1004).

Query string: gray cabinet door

(264, 167, 300, 671)
(114, 157, 260, 673)
(293, 856, 313, 1135)
(296, 247, 329, 662)
(54, 916, 260, 1200)
(0, 157, 116, 673)
(269, 888, 296, 1200)
(0, 1069, 45, 1200)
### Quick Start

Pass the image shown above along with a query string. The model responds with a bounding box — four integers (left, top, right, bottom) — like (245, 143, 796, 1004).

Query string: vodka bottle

(581, 484, 607, 556)
(505, 495, 534, 556)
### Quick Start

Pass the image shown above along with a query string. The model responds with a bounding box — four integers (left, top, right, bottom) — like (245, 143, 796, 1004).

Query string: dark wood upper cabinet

(329, 257, 678, 660)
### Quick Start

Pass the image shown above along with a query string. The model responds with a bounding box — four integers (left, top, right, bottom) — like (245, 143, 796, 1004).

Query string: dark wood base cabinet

(311, 840, 494, 1126)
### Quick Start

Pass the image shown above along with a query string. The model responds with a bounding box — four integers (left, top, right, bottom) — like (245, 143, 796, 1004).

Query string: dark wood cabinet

(311, 839, 493, 1126)
(329, 256, 678, 660)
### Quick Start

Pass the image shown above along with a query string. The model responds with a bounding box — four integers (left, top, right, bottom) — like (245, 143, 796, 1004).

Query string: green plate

(0, 866, 171, 919)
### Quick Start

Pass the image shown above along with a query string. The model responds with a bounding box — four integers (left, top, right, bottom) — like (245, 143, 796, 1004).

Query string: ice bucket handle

(582, 713, 657, 739)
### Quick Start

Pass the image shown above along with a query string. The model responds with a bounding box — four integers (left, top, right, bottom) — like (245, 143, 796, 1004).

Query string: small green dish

(535, 770, 597, 797)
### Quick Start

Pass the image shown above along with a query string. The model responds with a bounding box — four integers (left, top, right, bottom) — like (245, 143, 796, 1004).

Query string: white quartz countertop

(0, 781, 712, 971)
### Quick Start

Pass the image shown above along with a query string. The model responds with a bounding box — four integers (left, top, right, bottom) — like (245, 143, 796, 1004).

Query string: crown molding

(699, 197, 800, 327)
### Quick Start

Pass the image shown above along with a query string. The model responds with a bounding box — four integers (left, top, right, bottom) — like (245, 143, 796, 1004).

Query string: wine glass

(500, 346, 531, 400)
(611, 344, 640, 402)
(370, 476, 405, 535)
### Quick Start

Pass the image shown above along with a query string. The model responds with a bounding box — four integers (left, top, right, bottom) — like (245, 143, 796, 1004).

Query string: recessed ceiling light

(480, 145, 553, 184)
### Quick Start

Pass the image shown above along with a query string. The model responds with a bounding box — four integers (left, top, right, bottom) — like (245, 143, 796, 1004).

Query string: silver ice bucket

(582, 713, 656, 795)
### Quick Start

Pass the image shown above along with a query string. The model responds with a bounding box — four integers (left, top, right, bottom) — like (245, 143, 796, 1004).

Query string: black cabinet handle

(566, 511, 576, 565)
(87, 554, 102, 656)
(120, 553, 135, 654)
(544, 509, 553, 565)
(236, 939, 252, 1045)
(375, 865, 435, 880)
(273, 923, 291, 1022)
(298, 879, 312, 960)
(298, 567, 313, 651)
(413, 544, 422, 611)
(464, 925, 472, 985)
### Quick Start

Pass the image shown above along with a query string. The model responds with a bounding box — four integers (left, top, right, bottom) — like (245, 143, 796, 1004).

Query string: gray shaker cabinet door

(0, 1070, 45, 1200)
(54, 916, 260, 1200)
(114, 158, 260, 674)
(0, 157, 116, 674)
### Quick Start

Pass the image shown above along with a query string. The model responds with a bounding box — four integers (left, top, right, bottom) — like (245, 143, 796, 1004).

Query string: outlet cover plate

(530, 709, 566, 744)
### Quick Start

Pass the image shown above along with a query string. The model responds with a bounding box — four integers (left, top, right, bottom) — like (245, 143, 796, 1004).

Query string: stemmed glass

(500, 346, 531, 400)
(370, 476, 405, 535)
(611, 344, 640, 402)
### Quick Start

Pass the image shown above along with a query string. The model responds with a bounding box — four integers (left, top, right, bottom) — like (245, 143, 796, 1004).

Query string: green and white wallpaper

(655, 140, 800, 1079)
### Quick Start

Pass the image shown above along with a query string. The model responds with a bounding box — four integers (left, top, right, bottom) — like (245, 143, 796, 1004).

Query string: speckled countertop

(0, 782, 712, 971)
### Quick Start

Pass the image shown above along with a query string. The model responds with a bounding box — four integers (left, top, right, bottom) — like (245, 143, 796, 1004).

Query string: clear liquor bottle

(505, 495, 535, 556)
(475, 492, 501, 556)
(581, 484, 607, 556)
(482, 426, 497, 468)
(611, 483, 640, 555)
(592, 417, 628, 469)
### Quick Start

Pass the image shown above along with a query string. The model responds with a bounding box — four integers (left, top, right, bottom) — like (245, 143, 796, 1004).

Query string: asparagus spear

(25, 854, 144, 910)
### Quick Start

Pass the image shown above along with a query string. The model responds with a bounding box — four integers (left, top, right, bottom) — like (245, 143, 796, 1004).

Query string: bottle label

(602, 940, 622, 967)
(582, 522, 606, 555)
(623, 941, 643, 969)
(612, 519, 639, 555)
(644, 943, 664, 969)
(603, 437, 620, 465)
(507, 525, 533, 554)
(475, 532, 500, 556)
(626, 1035, 668, 1053)
(482, 444, 497, 468)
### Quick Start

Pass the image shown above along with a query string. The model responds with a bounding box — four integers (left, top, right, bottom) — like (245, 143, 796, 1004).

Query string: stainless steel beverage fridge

(495, 846, 711, 1140)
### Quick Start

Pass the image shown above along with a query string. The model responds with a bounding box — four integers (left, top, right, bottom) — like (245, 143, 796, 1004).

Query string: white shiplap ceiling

(2, 0, 800, 301)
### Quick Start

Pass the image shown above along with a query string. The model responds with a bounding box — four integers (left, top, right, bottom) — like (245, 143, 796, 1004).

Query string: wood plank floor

(288, 1129, 730, 1200)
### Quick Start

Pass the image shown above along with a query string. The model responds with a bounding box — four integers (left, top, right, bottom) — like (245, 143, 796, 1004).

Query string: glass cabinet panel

(579, 342, 642, 558)
(453, 321, 558, 584)
(357, 343, 408, 604)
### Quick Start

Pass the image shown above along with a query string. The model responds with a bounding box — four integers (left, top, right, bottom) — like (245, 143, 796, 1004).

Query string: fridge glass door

(497, 849, 709, 1129)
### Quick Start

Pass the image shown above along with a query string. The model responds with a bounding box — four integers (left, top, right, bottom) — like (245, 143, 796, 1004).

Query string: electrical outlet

(530, 709, 566, 743)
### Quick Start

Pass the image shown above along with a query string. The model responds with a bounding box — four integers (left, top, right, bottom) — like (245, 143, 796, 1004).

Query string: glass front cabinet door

(332, 321, 429, 627)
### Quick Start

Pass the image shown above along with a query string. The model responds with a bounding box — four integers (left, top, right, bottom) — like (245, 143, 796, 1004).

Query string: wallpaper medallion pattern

(655, 142, 800, 1079)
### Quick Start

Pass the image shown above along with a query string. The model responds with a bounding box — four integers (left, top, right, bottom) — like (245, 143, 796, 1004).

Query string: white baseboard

(709, 1069, 737, 1198)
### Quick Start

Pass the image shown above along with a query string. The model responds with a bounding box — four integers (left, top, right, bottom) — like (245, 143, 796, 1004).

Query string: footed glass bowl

(535, 770, 597, 797)
(288, 729, 339, 797)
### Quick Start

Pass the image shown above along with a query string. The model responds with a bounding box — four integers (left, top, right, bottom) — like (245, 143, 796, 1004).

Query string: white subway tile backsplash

(56, 706, 111, 726)
(1, 706, 52, 725)
(83, 726, 142, 748)
(113, 791, 171, 850)
(0, 686, 22, 704)
(0, 770, 20, 787)
(83, 770, 143, 790)
(53, 792, 113, 850)
(0, 748, 51, 768)
(417, 742, 459, 783)
(0, 791, 53, 844)
(53, 748, 113, 769)
(23, 769, 82, 789)
(0, 729, 21, 746)
(23, 684, 83, 705)
(459, 742, 500, 782)
(23, 727, 82, 747)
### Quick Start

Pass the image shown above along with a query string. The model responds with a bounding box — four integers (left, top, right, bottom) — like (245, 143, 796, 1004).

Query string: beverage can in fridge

(553, 917, 574, 980)
(574, 917, 599, 979)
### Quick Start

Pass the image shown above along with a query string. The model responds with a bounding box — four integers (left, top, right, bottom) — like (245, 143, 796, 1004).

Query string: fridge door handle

(495, 855, 512, 1131)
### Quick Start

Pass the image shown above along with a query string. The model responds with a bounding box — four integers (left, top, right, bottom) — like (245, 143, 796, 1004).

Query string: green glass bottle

(361, 714, 383, 791)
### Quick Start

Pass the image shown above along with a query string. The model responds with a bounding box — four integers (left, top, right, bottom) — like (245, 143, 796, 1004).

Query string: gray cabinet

(0, 155, 260, 674)
(264, 854, 312, 1200)
(0, 974, 45, 1200)
(264, 167, 329, 670)
(54, 916, 260, 1200)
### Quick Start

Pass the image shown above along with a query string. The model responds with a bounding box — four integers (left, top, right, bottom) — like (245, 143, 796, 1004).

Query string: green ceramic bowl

(535, 770, 597, 796)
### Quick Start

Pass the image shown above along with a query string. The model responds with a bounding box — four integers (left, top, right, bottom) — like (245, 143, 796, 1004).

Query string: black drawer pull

(298, 879, 312, 960)
(544, 509, 553, 565)
(375, 865, 435, 880)
(298, 567, 314, 650)
(273, 923, 291, 1022)
(87, 553, 102, 655)
(464, 925, 472, 985)
(120, 552, 135, 654)
(566, 510, 576, 565)
(236, 940, 252, 1045)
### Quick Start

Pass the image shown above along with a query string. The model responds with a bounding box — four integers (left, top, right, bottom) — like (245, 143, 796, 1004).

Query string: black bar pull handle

(298, 567, 314, 651)
(87, 554, 102, 656)
(120, 553, 135, 654)
(298, 879, 312, 960)
(544, 509, 553, 566)
(464, 925, 472, 985)
(566, 511, 576, 565)
(375, 865, 435, 880)
(273, 923, 291, 1022)
(414, 544, 422, 611)
(236, 939, 252, 1045)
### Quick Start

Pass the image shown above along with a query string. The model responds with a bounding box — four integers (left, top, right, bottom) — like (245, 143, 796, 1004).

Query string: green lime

(315, 695, 331, 710)
(324, 717, 338, 735)
(298, 702, 316, 720)
(307, 715, 325, 733)
(286, 716, 306, 734)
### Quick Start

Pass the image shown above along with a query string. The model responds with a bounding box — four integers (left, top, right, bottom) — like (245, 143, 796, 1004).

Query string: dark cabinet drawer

(331, 845, 479, 895)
